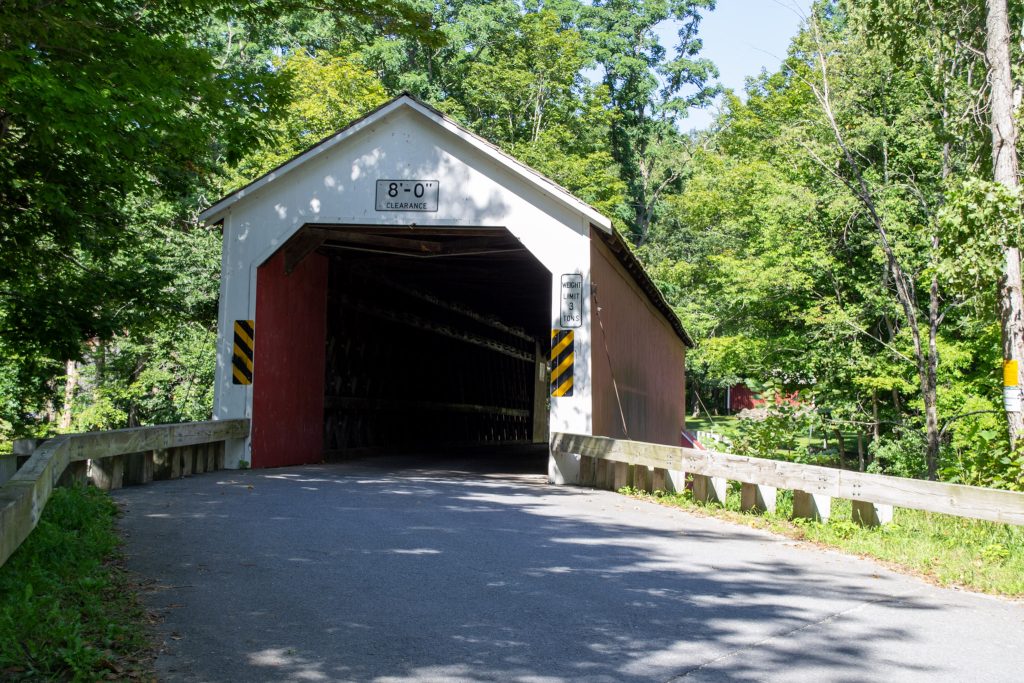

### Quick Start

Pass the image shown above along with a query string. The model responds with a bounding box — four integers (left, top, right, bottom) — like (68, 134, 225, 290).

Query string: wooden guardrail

(0, 419, 249, 568)
(551, 432, 1024, 527)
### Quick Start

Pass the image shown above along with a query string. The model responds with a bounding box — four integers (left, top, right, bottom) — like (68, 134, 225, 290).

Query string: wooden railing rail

(551, 432, 1024, 527)
(0, 419, 249, 568)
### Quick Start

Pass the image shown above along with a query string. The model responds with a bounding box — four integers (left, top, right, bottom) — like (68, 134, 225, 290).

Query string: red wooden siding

(251, 248, 328, 468)
(590, 234, 687, 445)
(729, 384, 759, 411)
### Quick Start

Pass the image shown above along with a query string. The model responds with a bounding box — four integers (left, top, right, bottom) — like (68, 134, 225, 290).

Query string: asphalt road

(114, 448, 1024, 682)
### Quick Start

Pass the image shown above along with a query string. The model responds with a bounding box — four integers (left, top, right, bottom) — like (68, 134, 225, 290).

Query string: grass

(0, 486, 154, 681)
(686, 415, 741, 439)
(619, 481, 1024, 597)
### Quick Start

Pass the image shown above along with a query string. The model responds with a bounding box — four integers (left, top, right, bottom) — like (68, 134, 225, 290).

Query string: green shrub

(941, 419, 1024, 491)
(868, 426, 927, 479)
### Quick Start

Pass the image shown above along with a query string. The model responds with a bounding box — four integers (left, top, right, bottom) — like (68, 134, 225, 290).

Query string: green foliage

(938, 177, 1024, 296)
(0, 487, 150, 680)
(941, 418, 1024, 491)
(4, 0, 1023, 498)
(867, 426, 928, 479)
(638, 0, 1024, 489)
(462, 10, 589, 145)
(0, 0, 278, 365)
(734, 408, 806, 459)
(224, 50, 390, 189)
(587, 0, 720, 240)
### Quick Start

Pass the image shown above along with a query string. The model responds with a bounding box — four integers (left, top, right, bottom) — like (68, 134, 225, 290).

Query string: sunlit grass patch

(619, 483, 1024, 597)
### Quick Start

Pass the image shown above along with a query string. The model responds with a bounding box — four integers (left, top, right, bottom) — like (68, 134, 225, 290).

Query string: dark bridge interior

(285, 225, 551, 458)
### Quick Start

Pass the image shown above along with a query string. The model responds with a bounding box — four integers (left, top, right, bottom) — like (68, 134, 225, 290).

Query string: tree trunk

(925, 269, 942, 480)
(834, 429, 846, 469)
(987, 0, 1024, 448)
(872, 390, 881, 442)
(857, 431, 865, 472)
(60, 360, 78, 430)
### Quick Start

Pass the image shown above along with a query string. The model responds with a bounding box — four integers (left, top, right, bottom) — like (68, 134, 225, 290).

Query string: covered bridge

(200, 94, 693, 483)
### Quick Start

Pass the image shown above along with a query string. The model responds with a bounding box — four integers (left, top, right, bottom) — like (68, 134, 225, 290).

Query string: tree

(586, 0, 719, 243)
(985, 0, 1024, 447)
(858, 0, 1024, 473)
(0, 0, 432, 440)
(224, 50, 390, 188)
(644, 0, 1018, 485)
(458, 10, 628, 220)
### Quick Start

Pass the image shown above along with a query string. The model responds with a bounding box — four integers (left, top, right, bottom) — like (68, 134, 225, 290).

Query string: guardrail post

(12, 438, 40, 470)
(793, 490, 831, 522)
(190, 446, 204, 474)
(611, 462, 630, 490)
(594, 459, 610, 489)
(0, 454, 17, 485)
(665, 469, 687, 494)
(852, 500, 893, 527)
(90, 455, 125, 491)
(179, 446, 193, 476)
(578, 455, 596, 487)
(692, 474, 727, 504)
(741, 483, 777, 514)
(152, 448, 179, 480)
(651, 468, 667, 493)
(57, 460, 88, 488)
(123, 452, 154, 486)
(634, 465, 654, 493)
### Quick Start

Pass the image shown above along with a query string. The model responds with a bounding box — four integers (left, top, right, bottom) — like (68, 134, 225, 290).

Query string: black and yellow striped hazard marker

(232, 319, 255, 385)
(550, 329, 574, 397)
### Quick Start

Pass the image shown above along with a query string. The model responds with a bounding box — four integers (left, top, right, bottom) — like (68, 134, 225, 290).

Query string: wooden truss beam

(338, 295, 535, 362)
(325, 396, 530, 418)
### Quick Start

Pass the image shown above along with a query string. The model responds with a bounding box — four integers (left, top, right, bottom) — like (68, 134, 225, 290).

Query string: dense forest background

(2, 0, 1023, 489)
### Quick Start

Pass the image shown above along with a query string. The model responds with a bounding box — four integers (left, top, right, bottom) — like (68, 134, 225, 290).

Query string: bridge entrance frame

(200, 94, 691, 483)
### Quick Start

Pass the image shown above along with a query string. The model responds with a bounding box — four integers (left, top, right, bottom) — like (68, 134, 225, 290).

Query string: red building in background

(727, 384, 801, 412)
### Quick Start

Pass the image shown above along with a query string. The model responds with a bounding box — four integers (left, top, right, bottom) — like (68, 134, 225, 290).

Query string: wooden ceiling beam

(306, 224, 507, 238)
(284, 230, 328, 274)
(322, 230, 443, 254)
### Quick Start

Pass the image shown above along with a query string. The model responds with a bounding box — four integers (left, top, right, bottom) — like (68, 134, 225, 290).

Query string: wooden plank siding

(0, 419, 249, 568)
(552, 432, 1024, 526)
(590, 232, 687, 446)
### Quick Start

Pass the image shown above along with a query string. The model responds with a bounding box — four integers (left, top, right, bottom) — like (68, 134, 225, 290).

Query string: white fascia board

(198, 95, 613, 233)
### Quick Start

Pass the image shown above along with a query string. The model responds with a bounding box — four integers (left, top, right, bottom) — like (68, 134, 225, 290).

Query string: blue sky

(656, 0, 813, 131)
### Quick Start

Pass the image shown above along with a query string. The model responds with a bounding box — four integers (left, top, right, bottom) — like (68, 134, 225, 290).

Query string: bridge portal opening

(251, 225, 552, 468)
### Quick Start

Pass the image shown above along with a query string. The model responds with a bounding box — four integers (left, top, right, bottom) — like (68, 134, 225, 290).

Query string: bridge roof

(199, 93, 612, 232)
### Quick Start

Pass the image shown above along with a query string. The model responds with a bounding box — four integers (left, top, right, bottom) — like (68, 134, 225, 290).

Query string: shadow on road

(114, 450, 998, 682)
